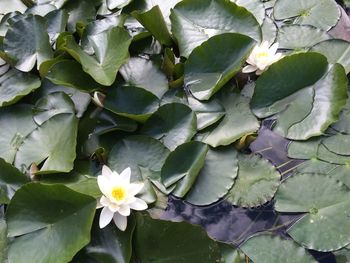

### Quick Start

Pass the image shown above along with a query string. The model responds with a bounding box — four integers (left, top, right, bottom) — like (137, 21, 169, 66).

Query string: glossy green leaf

(241, 234, 317, 263)
(170, 0, 261, 57)
(108, 135, 170, 183)
(45, 9, 68, 42)
(134, 214, 221, 263)
(61, 26, 131, 85)
(185, 147, 238, 205)
(0, 69, 41, 107)
(4, 15, 53, 72)
(184, 33, 255, 100)
(6, 183, 96, 263)
(161, 141, 209, 197)
(107, 0, 133, 9)
(226, 154, 280, 207)
(322, 134, 350, 156)
(334, 248, 350, 263)
(288, 137, 322, 159)
(0, 158, 29, 204)
(0, 105, 37, 163)
(310, 39, 350, 74)
(251, 52, 328, 114)
(273, 64, 348, 140)
(46, 60, 104, 92)
(142, 103, 197, 150)
(261, 16, 277, 43)
(231, 0, 265, 25)
(0, 218, 6, 263)
(15, 113, 78, 174)
(202, 91, 259, 147)
(119, 57, 169, 98)
(274, 0, 340, 30)
(277, 25, 331, 50)
(63, 0, 97, 32)
(275, 173, 350, 251)
(104, 85, 160, 123)
(132, 6, 173, 46)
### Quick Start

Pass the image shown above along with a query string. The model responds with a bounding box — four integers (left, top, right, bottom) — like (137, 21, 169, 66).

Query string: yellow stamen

(257, 52, 269, 58)
(111, 186, 126, 201)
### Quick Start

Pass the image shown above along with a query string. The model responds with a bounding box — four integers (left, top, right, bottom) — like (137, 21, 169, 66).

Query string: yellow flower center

(256, 51, 269, 58)
(111, 186, 127, 202)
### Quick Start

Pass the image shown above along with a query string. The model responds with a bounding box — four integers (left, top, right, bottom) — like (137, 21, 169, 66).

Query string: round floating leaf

(170, 0, 261, 57)
(0, 218, 6, 263)
(187, 96, 225, 130)
(119, 57, 169, 98)
(322, 134, 350, 156)
(63, 0, 97, 32)
(161, 141, 209, 197)
(185, 147, 238, 206)
(334, 248, 350, 263)
(33, 92, 75, 125)
(4, 15, 53, 72)
(273, 64, 348, 140)
(231, 0, 265, 25)
(274, 0, 340, 30)
(0, 105, 37, 163)
(104, 85, 160, 123)
(184, 33, 255, 100)
(0, 69, 41, 107)
(0, 158, 29, 204)
(202, 91, 259, 147)
(15, 113, 78, 174)
(46, 60, 104, 92)
(311, 39, 350, 74)
(288, 137, 322, 159)
(275, 173, 350, 251)
(226, 154, 281, 207)
(6, 183, 96, 263)
(61, 26, 131, 85)
(277, 25, 331, 50)
(45, 9, 68, 42)
(134, 214, 221, 263)
(317, 143, 350, 165)
(261, 16, 277, 43)
(251, 52, 328, 113)
(142, 103, 197, 150)
(107, 0, 133, 9)
(241, 234, 317, 263)
(108, 135, 170, 183)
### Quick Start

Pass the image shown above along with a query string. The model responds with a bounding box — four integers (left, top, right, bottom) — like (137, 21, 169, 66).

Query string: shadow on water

(162, 123, 336, 263)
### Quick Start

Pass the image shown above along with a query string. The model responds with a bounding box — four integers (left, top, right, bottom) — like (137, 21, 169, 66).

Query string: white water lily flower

(242, 41, 283, 75)
(97, 165, 147, 231)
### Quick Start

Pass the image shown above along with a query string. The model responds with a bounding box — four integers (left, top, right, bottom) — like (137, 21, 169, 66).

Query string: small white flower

(97, 165, 148, 231)
(242, 41, 283, 75)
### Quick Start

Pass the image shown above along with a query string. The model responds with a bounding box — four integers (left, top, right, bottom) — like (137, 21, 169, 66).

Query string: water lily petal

(97, 176, 111, 196)
(256, 68, 265, 75)
(128, 183, 144, 196)
(269, 42, 279, 55)
(102, 165, 114, 180)
(129, 198, 148, 211)
(118, 204, 131, 216)
(113, 212, 127, 231)
(99, 207, 114, 228)
(119, 167, 131, 184)
(242, 65, 258, 73)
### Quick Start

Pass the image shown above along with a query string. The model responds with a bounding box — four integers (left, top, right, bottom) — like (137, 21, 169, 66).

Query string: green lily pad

(0, 158, 29, 204)
(63, 0, 97, 32)
(275, 173, 350, 251)
(288, 137, 323, 159)
(0, 217, 6, 262)
(261, 16, 278, 43)
(277, 25, 331, 50)
(161, 141, 209, 197)
(107, 0, 133, 9)
(0, 105, 38, 164)
(185, 147, 238, 206)
(310, 39, 350, 74)
(134, 214, 221, 263)
(61, 26, 131, 85)
(273, 64, 348, 140)
(108, 135, 170, 183)
(187, 96, 225, 130)
(317, 143, 350, 165)
(334, 248, 350, 263)
(322, 134, 350, 156)
(46, 60, 104, 92)
(184, 33, 255, 100)
(0, 69, 41, 107)
(226, 154, 280, 207)
(142, 103, 197, 150)
(251, 52, 328, 115)
(231, 0, 265, 25)
(6, 183, 96, 263)
(273, 0, 340, 30)
(33, 92, 75, 125)
(104, 85, 160, 123)
(4, 15, 53, 72)
(240, 234, 317, 263)
(45, 9, 68, 42)
(170, 0, 261, 57)
(15, 113, 78, 174)
(132, 5, 173, 46)
(202, 91, 259, 147)
(119, 57, 169, 98)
